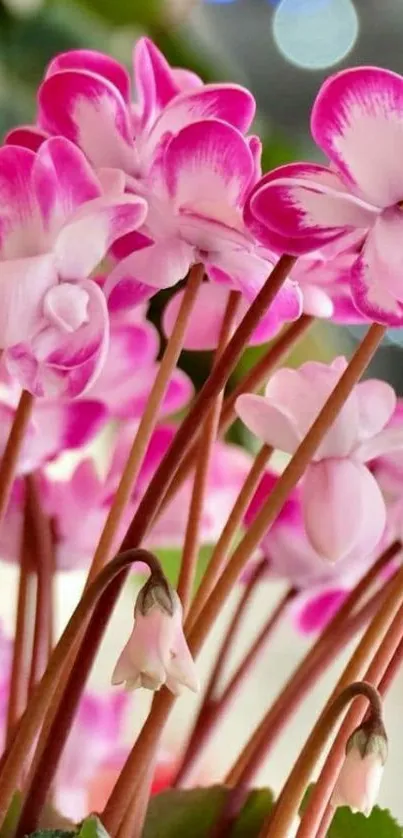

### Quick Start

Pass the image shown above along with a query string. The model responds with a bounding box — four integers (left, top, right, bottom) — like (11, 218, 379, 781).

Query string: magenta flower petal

(134, 37, 179, 129)
(145, 84, 255, 163)
(164, 119, 254, 209)
(296, 589, 347, 634)
(311, 66, 403, 206)
(250, 177, 375, 256)
(5, 125, 48, 151)
(302, 460, 385, 561)
(33, 137, 101, 231)
(54, 195, 148, 281)
(38, 70, 134, 171)
(46, 49, 131, 103)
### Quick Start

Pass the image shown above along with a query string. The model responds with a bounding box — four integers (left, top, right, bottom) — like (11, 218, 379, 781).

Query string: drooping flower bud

(331, 718, 388, 816)
(111, 574, 199, 695)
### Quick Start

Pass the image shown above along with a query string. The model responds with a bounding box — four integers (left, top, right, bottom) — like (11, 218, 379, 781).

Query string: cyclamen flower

(236, 358, 403, 561)
(243, 471, 382, 633)
(25, 40, 301, 325)
(0, 138, 146, 398)
(331, 722, 388, 816)
(245, 67, 403, 325)
(112, 580, 198, 695)
(34, 39, 255, 177)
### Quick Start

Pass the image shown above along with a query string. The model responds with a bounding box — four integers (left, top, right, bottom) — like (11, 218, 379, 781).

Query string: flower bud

(111, 576, 199, 695)
(331, 719, 388, 816)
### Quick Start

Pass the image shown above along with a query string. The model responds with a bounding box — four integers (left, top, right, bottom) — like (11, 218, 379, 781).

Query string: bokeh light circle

(272, 0, 359, 70)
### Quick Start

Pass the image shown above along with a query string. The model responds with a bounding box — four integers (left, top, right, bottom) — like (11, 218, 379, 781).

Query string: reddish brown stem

(0, 391, 34, 524)
(6, 497, 34, 745)
(177, 290, 241, 613)
(26, 475, 54, 694)
(176, 582, 295, 788)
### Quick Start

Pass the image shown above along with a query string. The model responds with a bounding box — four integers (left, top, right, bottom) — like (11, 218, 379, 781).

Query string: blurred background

(1, 0, 403, 820)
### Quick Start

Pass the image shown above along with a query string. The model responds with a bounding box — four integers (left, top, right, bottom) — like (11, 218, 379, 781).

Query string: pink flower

(112, 582, 198, 695)
(162, 280, 300, 350)
(237, 358, 401, 560)
(33, 39, 255, 177)
(244, 470, 382, 633)
(104, 118, 301, 325)
(40, 427, 251, 570)
(55, 691, 129, 819)
(331, 723, 388, 816)
(0, 138, 146, 397)
(82, 315, 193, 420)
(245, 67, 403, 325)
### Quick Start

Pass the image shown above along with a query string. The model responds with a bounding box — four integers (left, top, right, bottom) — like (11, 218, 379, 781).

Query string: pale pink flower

(237, 358, 402, 561)
(243, 470, 383, 633)
(331, 723, 387, 816)
(55, 691, 129, 819)
(245, 67, 403, 326)
(0, 137, 146, 398)
(112, 584, 198, 695)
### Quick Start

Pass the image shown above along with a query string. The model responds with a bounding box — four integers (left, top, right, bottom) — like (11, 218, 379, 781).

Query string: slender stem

(116, 758, 156, 838)
(0, 390, 34, 524)
(119, 255, 296, 553)
(5, 498, 33, 745)
(103, 689, 175, 835)
(86, 264, 203, 585)
(297, 590, 403, 838)
(268, 564, 403, 838)
(261, 683, 384, 838)
(177, 290, 241, 613)
(378, 636, 403, 696)
(25, 475, 54, 693)
(219, 314, 314, 432)
(176, 582, 294, 788)
(158, 315, 313, 518)
(315, 808, 334, 838)
(188, 323, 386, 660)
(225, 544, 400, 787)
(0, 549, 162, 825)
(186, 445, 272, 633)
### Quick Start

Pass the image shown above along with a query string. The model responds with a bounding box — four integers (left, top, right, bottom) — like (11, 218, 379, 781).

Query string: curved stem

(159, 315, 314, 516)
(177, 290, 241, 613)
(297, 587, 403, 838)
(86, 264, 203, 586)
(261, 682, 383, 838)
(188, 323, 386, 660)
(0, 391, 34, 524)
(0, 549, 163, 826)
(225, 544, 400, 787)
(268, 563, 403, 838)
(186, 445, 272, 633)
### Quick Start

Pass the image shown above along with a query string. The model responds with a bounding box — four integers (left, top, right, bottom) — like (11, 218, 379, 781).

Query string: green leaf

(326, 806, 403, 837)
(143, 785, 274, 838)
(0, 791, 21, 838)
(77, 815, 110, 838)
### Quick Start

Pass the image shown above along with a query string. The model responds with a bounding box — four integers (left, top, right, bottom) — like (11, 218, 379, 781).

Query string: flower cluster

(0, 37, 402, 835)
